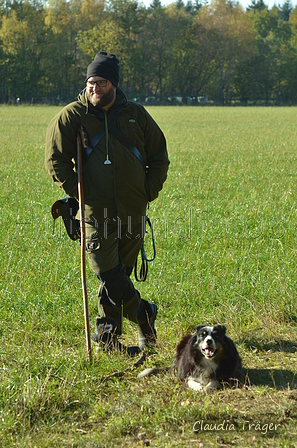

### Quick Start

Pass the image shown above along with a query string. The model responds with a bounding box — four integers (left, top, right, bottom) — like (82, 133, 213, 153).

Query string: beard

(87, 84, 116, 109)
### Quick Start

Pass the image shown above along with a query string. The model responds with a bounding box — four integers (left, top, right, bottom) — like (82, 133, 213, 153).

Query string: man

(45, 52, 169, 356)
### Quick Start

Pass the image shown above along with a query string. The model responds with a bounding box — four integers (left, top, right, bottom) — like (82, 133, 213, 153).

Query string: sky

(141, 0, 296, 10)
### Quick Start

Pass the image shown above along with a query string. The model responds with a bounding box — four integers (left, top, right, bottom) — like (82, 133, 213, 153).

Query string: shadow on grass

(241, 338, 297, 354)
(243, 368, 296, 390)
(239, 338, 297, 389)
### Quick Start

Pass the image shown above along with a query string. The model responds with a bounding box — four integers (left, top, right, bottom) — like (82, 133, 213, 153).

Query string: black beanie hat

(85, 52, 120, 86)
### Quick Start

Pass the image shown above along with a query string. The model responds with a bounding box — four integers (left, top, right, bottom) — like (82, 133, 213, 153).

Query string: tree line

(1, 0, 297, 105)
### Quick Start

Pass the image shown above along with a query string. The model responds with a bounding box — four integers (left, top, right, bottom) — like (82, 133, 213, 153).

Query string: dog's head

(194, 324, 226, 359)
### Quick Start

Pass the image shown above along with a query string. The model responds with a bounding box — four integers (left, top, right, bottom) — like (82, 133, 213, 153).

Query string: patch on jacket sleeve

(86, 241, 100, 252)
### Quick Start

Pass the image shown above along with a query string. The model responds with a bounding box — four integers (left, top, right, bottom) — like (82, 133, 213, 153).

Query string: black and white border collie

(172, 324, 242, 391)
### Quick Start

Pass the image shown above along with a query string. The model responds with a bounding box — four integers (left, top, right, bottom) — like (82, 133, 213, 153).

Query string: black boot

(137, 300, 158, 350)
(92, 317, 141, 357)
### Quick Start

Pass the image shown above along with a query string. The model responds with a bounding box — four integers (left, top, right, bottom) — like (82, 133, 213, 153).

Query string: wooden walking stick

(77, 127, 92, 363)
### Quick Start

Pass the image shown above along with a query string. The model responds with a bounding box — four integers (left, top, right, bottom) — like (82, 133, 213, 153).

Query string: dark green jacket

(45, 88, 169, 224)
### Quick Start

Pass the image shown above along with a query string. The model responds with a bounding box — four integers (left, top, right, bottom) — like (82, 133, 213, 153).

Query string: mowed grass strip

(0, 105, 296, 447)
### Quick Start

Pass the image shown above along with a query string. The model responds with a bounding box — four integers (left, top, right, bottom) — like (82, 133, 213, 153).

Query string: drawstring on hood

(104, 111, 111, 165)
(77, 87, 128, 164)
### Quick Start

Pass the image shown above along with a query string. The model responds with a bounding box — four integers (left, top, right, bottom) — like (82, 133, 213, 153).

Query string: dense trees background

(1, 0, 297, 105)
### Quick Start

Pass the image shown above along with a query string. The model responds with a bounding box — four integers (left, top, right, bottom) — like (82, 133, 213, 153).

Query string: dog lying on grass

(172, 324, 242, 391)
(138, 324, 242, 392)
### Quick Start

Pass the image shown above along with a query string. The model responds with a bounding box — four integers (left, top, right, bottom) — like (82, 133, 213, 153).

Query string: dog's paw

(205, 380, 220, 391)
(186, 377, 204, 391)
(187, 377, 220, 392)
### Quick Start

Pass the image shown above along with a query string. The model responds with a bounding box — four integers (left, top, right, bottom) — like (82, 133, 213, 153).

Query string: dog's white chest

(187, 358, 219, 392)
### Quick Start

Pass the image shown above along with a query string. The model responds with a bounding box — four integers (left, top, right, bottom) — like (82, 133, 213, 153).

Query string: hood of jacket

(77, 87, 128, 117)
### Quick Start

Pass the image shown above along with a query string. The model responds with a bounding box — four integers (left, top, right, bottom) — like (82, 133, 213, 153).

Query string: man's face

(86, 76, 116, 109)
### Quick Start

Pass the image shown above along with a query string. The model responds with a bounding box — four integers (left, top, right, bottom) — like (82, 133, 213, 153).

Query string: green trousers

(86, 220, 149, 335)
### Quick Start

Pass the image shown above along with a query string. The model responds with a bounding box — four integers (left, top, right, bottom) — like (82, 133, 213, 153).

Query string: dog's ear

(195, 324, 206, 333)
(213, 324, 226, 336)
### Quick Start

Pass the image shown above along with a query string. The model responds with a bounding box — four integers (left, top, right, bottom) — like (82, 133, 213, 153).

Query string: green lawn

(0, 105, 296, 447)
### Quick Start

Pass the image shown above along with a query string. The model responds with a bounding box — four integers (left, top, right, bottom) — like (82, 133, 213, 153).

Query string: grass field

(0, 105, 296, 447)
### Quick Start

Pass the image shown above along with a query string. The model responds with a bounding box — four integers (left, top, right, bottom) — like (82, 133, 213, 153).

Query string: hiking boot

(93, 318, 141, 357)
(92, 332, 141, 356)
(137, 302, 158, 350)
